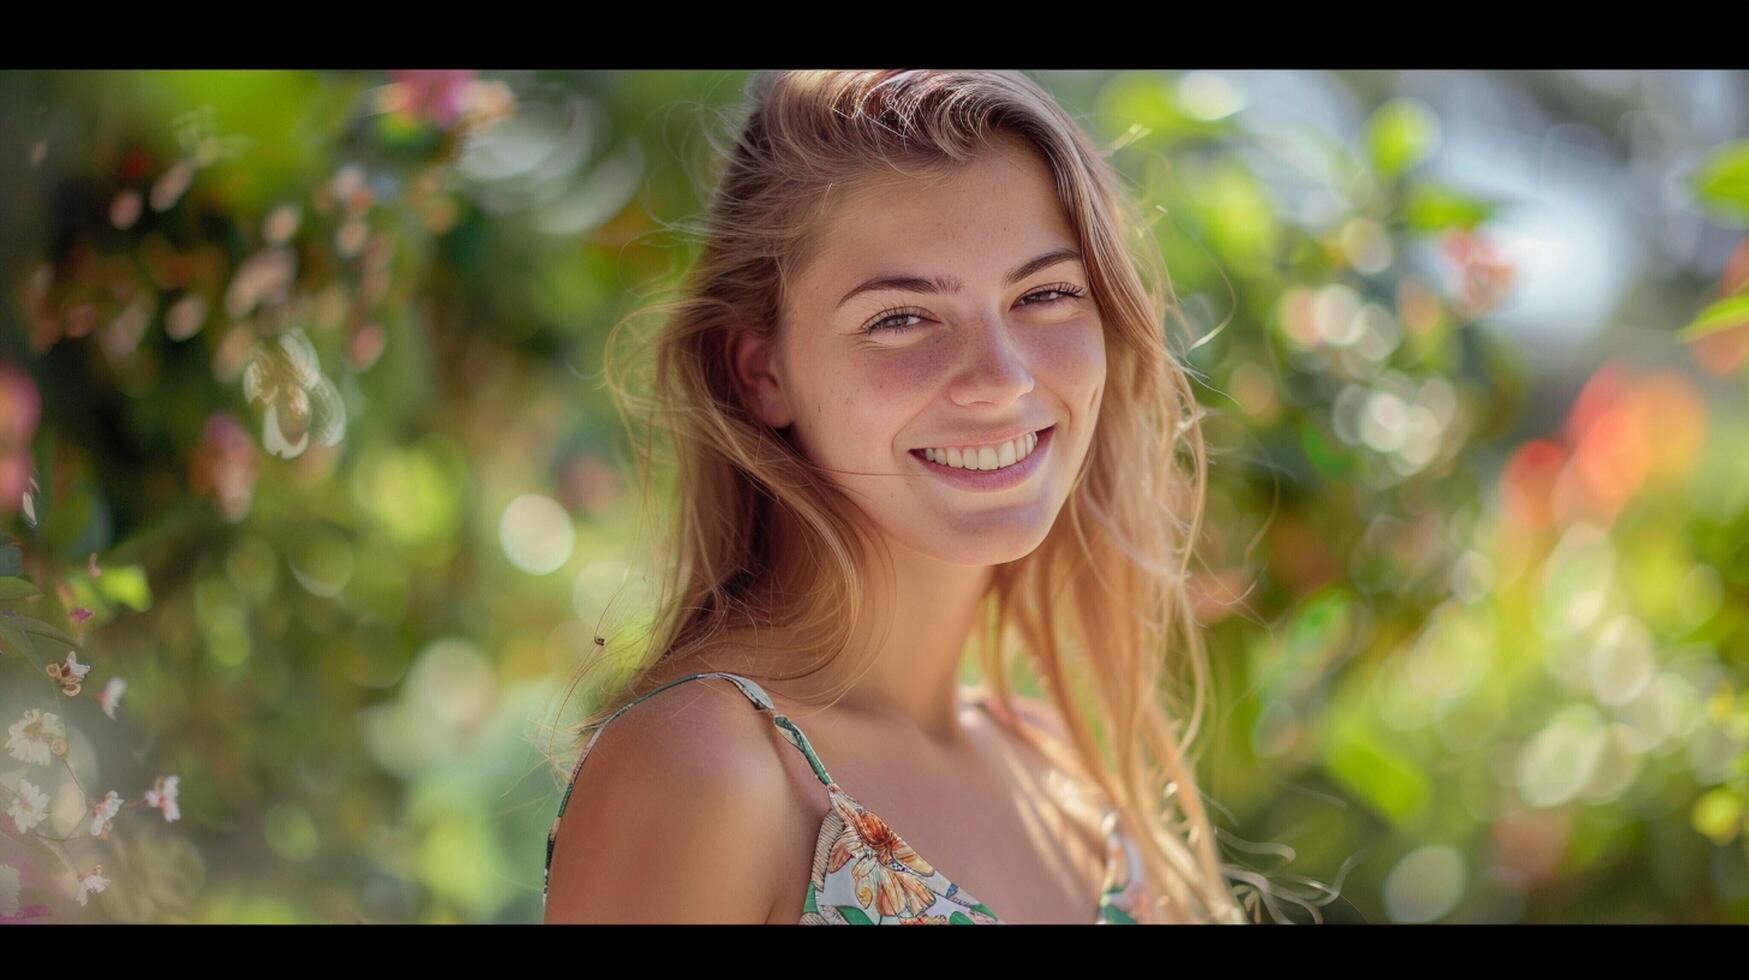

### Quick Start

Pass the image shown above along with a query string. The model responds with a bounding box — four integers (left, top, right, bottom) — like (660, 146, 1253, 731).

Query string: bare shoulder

(543, 673, 799, 924)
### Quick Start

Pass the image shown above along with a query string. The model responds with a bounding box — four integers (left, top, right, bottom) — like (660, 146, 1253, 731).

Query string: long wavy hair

(549, 69, 1257, 924)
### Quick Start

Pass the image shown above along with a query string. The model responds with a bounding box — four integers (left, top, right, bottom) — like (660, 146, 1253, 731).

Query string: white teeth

(923, 431, 1041, 471)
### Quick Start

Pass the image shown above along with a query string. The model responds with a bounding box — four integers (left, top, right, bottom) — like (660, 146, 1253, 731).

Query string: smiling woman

(542, 70, 1251, 925)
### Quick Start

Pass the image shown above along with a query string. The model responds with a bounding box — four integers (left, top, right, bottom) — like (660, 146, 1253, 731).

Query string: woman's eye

(1019, 284, 1085, 306)
(866, 311, 926, 334)
(863, 285, 1084, 335)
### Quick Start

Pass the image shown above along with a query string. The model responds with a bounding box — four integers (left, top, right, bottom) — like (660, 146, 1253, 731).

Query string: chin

(894, 518, 1057, 568)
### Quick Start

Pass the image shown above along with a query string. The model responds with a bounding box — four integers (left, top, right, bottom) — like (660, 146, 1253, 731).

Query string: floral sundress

(544, 671, 1154, 924)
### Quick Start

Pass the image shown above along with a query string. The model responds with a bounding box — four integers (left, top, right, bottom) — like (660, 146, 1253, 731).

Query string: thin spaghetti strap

(543, 670, 835, 906)
(551, 671, 833, 824)
(679, 671, 838, 788)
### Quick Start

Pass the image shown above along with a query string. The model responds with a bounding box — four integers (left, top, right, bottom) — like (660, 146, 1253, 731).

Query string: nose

(947, 312, 1035, 410)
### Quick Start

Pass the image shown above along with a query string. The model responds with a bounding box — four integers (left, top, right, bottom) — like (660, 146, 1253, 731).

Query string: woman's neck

(823, 535, 993, 746)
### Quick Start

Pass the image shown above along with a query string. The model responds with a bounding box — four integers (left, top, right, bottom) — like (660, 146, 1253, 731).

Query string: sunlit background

(1, 69, 1746, 924)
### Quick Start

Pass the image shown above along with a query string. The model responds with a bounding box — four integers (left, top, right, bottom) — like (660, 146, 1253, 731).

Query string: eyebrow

(834, 247, 1084, 310)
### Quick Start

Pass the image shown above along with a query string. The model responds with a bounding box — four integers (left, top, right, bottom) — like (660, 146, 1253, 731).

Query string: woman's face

(737, 141, 1107, 567)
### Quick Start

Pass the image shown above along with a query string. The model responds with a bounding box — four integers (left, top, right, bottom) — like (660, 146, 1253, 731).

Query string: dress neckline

(794, 692, 1144, 924)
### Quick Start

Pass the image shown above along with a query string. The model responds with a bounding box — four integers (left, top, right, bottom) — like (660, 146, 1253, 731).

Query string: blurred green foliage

(1, 69, 1747, 924)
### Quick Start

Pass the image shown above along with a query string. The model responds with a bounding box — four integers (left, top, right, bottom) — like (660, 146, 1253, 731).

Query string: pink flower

(143, 775, 179, 823)
(89, 790, 122, 839)
(1440, 229, 1515, 319)
(387, 70, 475, 127)
(69, 608, 93, 623)
(190, 412, 260, 521)
(0, 362, 41, 519)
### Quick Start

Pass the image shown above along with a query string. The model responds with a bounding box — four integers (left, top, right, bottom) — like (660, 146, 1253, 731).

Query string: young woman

(542, 70, 1249, 925)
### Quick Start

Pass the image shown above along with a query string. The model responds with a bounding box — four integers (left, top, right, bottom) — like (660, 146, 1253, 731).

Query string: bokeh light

(499, 494, 575, 575)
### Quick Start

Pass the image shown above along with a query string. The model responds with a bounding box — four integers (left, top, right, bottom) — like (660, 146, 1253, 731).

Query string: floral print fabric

(545, 671, 1154, 925)
(798, 781, 1152, 924)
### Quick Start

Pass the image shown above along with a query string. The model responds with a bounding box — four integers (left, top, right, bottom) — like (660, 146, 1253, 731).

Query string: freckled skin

(749, 141, 1107, 567)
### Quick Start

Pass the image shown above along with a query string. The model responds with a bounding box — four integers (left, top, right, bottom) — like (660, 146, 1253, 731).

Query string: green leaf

(1693, 787, 1744, 845)
(0, 622, 38, 660)
(948, 910, 975, 924)
(835, 905, 874, 925)
(1092, 72, 1228, 148)
(802, 883, 817, 916)
(0, 613, 79, 650)
(1099, 904, 1138, 924)
(1694, 140, 1749, 225)
(1403, 183, 1494, 232)
(1299, 420, 1356, 482)
(94, 563, 153, 612)
(1366, 98, 1440, 180)
(1320, 711, 1432, 830)
(1187, 163, 1280, 269)
(1261, 588, 1358, 702)
(1678, 294, 1749, 342)
(105, 71, 355, 215)
(0, 577, 41, 601)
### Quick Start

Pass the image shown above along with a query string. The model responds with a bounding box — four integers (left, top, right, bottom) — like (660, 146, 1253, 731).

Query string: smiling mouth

(909, 424, 1055, 473)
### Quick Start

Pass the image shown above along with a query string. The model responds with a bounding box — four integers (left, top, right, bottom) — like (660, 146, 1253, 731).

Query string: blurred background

(1, 69, 1747, 924)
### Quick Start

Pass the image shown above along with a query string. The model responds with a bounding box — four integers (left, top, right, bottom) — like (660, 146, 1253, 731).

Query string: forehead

(796, 143, 1079, 293)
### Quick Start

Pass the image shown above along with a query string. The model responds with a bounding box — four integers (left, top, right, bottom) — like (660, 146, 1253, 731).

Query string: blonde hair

(551, 69, 1256, 924)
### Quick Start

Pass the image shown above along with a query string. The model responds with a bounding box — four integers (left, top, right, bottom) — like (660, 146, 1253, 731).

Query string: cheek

(1030, 317, 1106, 406)
(796, 354, 934, 454)
(859, 345, 947, 395)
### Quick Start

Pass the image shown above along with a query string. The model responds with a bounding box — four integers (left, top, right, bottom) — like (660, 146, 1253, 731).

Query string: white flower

(89, 790, 122, 838)
(7, 778, 50, 834)
(21, 474, 38, 528)
(99, 677, 126, 719)
(74, 865, 108, 907)
(0, 864, 19, 917)
(144, 774, 180, 823)
(5, 709, 64, 766)
(242, 329, 345, 460)
(47, 650, 92, 697)
(59, 650, 91, 683)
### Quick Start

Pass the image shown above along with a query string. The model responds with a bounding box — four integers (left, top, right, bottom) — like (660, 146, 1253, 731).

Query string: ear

(728, 328, 795, 430)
